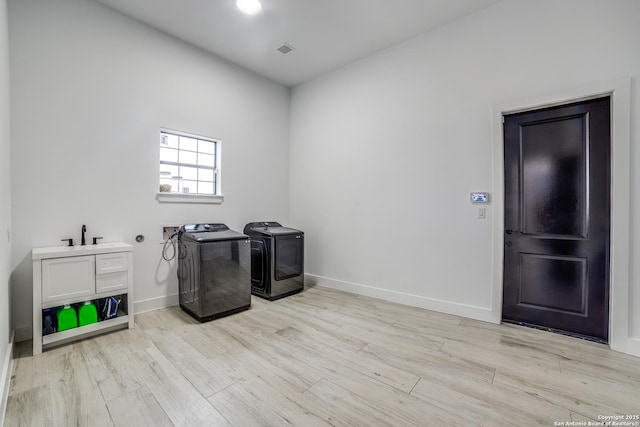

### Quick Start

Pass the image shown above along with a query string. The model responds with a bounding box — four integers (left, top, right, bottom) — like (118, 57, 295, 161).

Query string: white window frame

(156, 128, 223, 204)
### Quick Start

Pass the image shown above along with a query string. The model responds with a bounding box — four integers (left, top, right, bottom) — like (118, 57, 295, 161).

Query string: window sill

(156, 193, 224, 204)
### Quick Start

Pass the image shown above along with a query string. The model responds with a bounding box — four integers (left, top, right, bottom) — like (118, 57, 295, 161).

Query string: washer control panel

(181, 223, 229, 233)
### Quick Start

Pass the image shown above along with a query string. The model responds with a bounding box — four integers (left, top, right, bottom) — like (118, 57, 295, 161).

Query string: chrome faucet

(81, 224, 87, 246)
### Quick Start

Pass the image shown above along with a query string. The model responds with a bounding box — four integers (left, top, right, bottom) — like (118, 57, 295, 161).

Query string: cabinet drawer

(96, 271, 128, 293)
(96, 252, 128, 274)
(42, 255, 95, 303)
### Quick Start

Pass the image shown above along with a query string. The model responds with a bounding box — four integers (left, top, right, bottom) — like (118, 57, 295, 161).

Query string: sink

(32, 242, 132, 260)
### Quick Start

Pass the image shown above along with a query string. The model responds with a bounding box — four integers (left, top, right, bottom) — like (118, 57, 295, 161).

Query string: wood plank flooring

(6, 286, 640, 426)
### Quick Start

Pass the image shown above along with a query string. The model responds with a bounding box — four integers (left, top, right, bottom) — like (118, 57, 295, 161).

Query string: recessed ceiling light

(236, 0, 262, 15)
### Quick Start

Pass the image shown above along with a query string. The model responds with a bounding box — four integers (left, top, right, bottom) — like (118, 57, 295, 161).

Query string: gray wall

(8, 0, 291, 339)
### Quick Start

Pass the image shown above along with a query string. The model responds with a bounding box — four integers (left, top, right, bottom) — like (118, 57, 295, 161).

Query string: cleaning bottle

(101, 296, 120, 320)
(78, 301, 98, 327)
(42, 308, 55, 335)
(57, 305, 78, 332)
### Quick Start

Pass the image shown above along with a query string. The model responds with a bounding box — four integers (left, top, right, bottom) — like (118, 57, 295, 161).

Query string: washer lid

(187, 230, 248, 242)
(264, 226, 304, 236)
(179, 223, 248, 242)
(244, 222, 304, 237)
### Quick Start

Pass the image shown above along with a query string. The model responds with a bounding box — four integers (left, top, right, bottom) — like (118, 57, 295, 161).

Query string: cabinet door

(42, 255, 95, 303)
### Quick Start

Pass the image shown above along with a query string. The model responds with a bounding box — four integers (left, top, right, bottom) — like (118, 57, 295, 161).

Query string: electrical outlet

(162, 226, 180, 240)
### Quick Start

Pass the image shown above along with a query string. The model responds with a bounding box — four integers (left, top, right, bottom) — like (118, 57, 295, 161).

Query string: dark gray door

(502, 97, 610, 342)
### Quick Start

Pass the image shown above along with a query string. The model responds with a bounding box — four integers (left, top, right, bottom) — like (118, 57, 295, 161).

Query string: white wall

(290, 0, 640, 345)
(0, 0, 12, 417)
(9, 0, 290, 339)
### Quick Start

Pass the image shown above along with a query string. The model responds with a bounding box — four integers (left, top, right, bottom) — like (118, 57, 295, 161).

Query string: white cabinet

(32, 242, 134, 355)
(42, 255, 95, 303)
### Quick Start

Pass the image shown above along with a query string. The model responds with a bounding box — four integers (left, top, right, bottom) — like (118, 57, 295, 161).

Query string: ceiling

(94, 0, 500, 87)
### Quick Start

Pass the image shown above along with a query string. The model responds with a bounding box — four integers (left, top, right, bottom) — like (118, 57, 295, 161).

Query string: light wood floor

(6, 286, 640, 426)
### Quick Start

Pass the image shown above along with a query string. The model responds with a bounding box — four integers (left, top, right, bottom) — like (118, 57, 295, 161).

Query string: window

(157, 128, 223, 204)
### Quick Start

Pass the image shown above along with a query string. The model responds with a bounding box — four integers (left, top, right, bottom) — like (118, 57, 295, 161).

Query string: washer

(243, 222, 304, 300)
(177, 223, 251, 321)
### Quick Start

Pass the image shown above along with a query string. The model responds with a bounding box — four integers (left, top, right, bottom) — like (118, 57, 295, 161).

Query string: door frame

(490, 77, 632, 354)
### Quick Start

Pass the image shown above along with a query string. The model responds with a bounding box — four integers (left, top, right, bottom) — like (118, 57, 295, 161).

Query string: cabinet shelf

(42, 315, 129, 347)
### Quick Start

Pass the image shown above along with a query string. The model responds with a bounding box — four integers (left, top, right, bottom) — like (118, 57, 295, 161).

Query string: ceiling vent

(276, 43, 295, 55)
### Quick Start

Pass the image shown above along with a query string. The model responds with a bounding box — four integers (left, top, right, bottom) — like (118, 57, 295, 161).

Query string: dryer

(243, 222, 304, 300)
(178, 223, 251, 321)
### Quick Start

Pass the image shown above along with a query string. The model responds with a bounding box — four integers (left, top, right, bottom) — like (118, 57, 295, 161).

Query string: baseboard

(133, 293, 179, 314)
(305, 273, 494, 323)
(0, 330, 15, 427)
